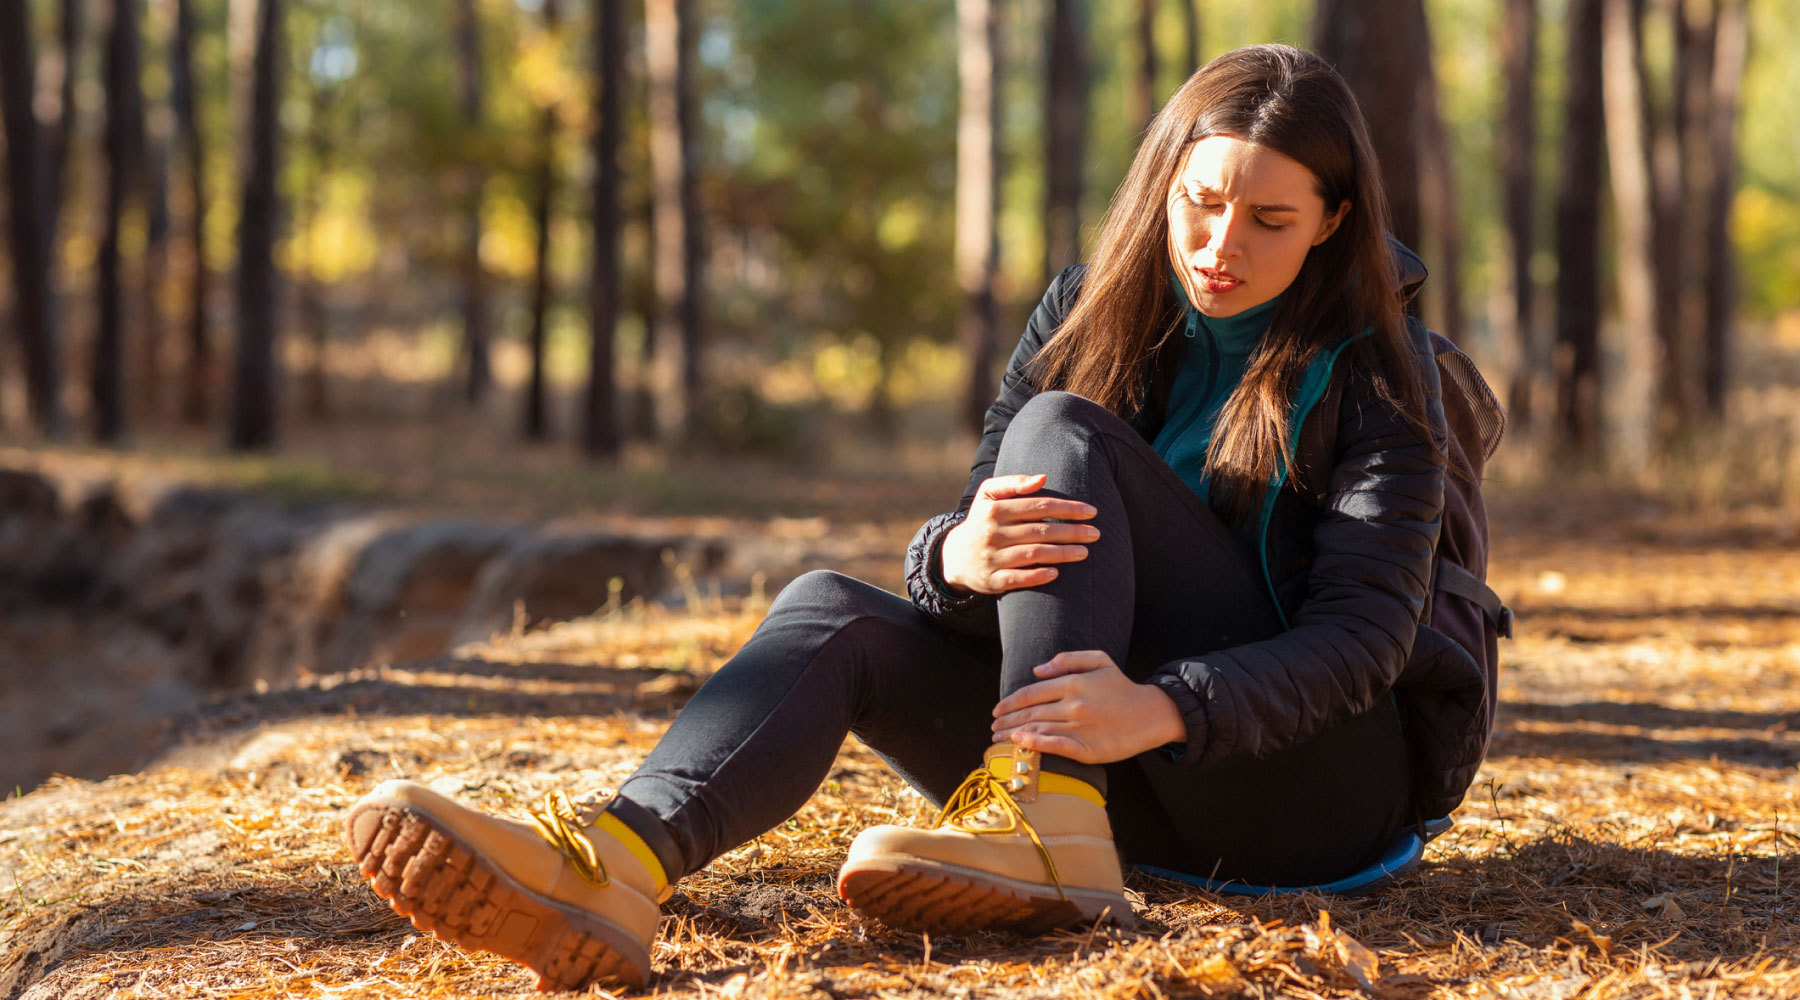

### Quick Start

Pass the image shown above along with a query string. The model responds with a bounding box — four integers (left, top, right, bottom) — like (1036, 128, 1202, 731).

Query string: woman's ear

(1312, 200, 1351, 246)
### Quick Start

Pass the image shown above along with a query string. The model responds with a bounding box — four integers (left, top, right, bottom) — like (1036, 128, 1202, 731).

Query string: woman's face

(1166, 135, 1348, 317)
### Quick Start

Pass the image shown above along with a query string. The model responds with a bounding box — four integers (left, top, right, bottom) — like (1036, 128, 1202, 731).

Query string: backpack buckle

(1497, 604, 1515, 640)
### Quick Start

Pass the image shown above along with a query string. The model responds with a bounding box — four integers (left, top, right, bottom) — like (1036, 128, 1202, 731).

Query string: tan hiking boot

(344, 780, 669, 991)
(837, 745, 1134, 934)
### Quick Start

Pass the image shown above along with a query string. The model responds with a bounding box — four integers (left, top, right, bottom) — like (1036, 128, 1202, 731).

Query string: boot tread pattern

(840, 864, 1104, 935)
(347, 802, 648, 992)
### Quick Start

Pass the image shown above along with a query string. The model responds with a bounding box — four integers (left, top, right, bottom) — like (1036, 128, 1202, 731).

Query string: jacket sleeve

(904, 265, 1085, 634)
(1147, 360, 1447, 768)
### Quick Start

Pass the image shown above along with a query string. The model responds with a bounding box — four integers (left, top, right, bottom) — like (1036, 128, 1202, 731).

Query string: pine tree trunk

(172, 0, 212, 424)
(956, 0, 1002, 435)
(1501, 0, 1538, 427)
(524, 0, 561, 442)
(229, 0, 284, 452)
(645, 0, 703, 443)
(1314, 0, 1425, 250)
(1601, 0, 1658, 468)
(1702, 0, 1745, 418)
(1646, 0, 1692, 431)
(583, 0, 623, 459)
(48, 0, 82, 238)
(1133, 0, 1157, 127)
(0, 0, 66, 434)
(1043, 0, 1086, 282)
(95, 0, 144, 443)
(1182, 1, 1201, 77)
(455, 0, 490, 407)
(1554, 0, 1605, 457)
(301, 87, 333, 421)
(137, 140, 171, 419)
(1415, 18, 1464, 343)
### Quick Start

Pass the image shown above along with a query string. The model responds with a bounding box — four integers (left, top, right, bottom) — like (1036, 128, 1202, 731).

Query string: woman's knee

(766, 570, 900, 628)
(996, 391, 1116, 473)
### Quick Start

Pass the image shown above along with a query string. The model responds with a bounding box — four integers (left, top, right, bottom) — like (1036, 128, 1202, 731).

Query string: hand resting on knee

(939, 473, 1100, 595)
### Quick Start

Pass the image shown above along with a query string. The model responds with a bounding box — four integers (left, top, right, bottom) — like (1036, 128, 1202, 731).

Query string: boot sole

(345, 799, 651, 992)
(838, 856, 1134, 935)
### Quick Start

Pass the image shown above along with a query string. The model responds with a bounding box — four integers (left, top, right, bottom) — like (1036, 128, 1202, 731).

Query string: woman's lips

(1199, 268, 1242, 294)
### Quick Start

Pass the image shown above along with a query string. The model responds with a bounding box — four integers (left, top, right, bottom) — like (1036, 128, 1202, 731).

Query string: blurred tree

(0, 0, 66, 434)
(454, 0, 492, 406)
(230, 0, 284, 451)
(171, 0, 212, 425)
(48, 1, 82, 240)
(1314, 0, 1426, 250)
(300, 64, 338, 421)
(94, 0, 146, 442)
(645, 0, 703, 443)
(957, 0, 1002, 434)
(584, 0, 623, 460)
(1044, 0, 1087, 282)
(1414, 19, 1462, 342)
(524, 0, 562, 442)
(1133, 0, 1156, 128)
(1501, 0, 1538, 425)
(1181, 0, 1201, 77)
(1701, 0, 1746, 418)
(1554, 0, 1605, 457)
(1601, 0, 1657, 467)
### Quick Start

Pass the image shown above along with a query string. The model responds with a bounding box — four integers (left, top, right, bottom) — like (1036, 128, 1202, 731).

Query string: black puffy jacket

(906, 248, 1449, 788)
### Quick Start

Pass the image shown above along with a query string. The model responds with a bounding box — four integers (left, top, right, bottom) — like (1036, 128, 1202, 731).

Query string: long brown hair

(1029, 44, 1437, 525)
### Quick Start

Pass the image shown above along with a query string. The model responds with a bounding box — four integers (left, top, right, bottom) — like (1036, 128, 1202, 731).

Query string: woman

(344, 44, 1448, 992)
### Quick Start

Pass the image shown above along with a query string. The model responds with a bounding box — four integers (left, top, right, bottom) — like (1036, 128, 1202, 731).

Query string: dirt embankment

(0, 466, 908, 795)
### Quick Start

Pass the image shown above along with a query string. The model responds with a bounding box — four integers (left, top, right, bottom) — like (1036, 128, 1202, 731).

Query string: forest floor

(2, 456, 1798, 998)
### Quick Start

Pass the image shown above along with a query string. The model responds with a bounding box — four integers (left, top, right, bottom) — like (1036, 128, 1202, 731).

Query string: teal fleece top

(1150, 290, 1281, 507)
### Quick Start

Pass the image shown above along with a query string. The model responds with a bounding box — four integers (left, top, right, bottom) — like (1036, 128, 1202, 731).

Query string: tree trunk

(1313, 0, 1425, 250)
(0, 0, 66, 434)
(1501, 0, 1538, 426)
(1601, 0, 1658, 468)
(455, 0, 490, 406)
(584, 0, 623, 459)
(524, 0, 561, 442)
(1645, 0, 1691, 430)
(956, 0, 1001, 435)
(301, 86, 333, 421)
(1182, 1, 1201, 77)
(1414, 17, 1464, 344)
(645, 0, 703, 443)
(94, 0, 144, 443)
(1043, 0, 1086, 282)
(137, 139, 171, 419)
(48, 0, 82, 237)
(1553, 0, 1605, 457)
(172, 0, 212, 424)
(229, 0, 283, 451)
(1701, 0, 1745, 418)
(1133, 0, 1157, 128)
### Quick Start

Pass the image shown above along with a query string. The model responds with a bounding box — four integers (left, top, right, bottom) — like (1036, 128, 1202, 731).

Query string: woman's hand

(939, 474, 1099, 596)
(990, 651, 1186, 764)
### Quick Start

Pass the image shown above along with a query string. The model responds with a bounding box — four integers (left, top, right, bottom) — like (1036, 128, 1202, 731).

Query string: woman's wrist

(1139, 682, 1187, 748)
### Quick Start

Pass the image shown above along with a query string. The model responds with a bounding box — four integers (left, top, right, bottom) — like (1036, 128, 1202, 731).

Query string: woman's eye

(1256, 218, 1289, 231)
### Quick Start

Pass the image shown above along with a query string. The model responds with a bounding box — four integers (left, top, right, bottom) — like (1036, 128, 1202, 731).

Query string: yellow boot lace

(528, 790, 610, 888)
(933, 765, 1068, 902)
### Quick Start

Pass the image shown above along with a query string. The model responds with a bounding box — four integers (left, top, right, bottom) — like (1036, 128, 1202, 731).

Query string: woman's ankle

(1034, 753, 1107, 799)
(604, 794, 688, 889)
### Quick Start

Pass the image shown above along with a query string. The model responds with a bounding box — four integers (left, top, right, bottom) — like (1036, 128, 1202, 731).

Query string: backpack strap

(1437, 561, 1514, 639)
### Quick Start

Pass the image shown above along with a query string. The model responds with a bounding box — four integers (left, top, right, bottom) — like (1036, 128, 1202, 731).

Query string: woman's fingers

(992, 521, 1100, 545)
(993, 543, 1089, 568)
(985, 567, 1060, 591)
(991, 676, 1070, 718)
(1032, 651, 1115, 678)
(989, 495, 1097, 523)
(976, 473, 1049, 500)
(1000, 729, 1093, 763)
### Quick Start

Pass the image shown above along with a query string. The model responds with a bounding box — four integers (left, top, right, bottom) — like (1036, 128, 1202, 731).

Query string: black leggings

(615, 391, 1410, 887)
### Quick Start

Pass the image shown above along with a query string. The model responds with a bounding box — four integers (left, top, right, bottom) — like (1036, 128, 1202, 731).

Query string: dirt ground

(2, 482, 1797, 999)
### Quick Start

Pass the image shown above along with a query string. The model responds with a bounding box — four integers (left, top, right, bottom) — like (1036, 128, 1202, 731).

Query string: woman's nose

(1207, 209, 1245, 262)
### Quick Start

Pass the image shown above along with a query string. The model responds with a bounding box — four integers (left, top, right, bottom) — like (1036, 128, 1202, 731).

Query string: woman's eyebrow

(1187, 184, 1299, 214)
